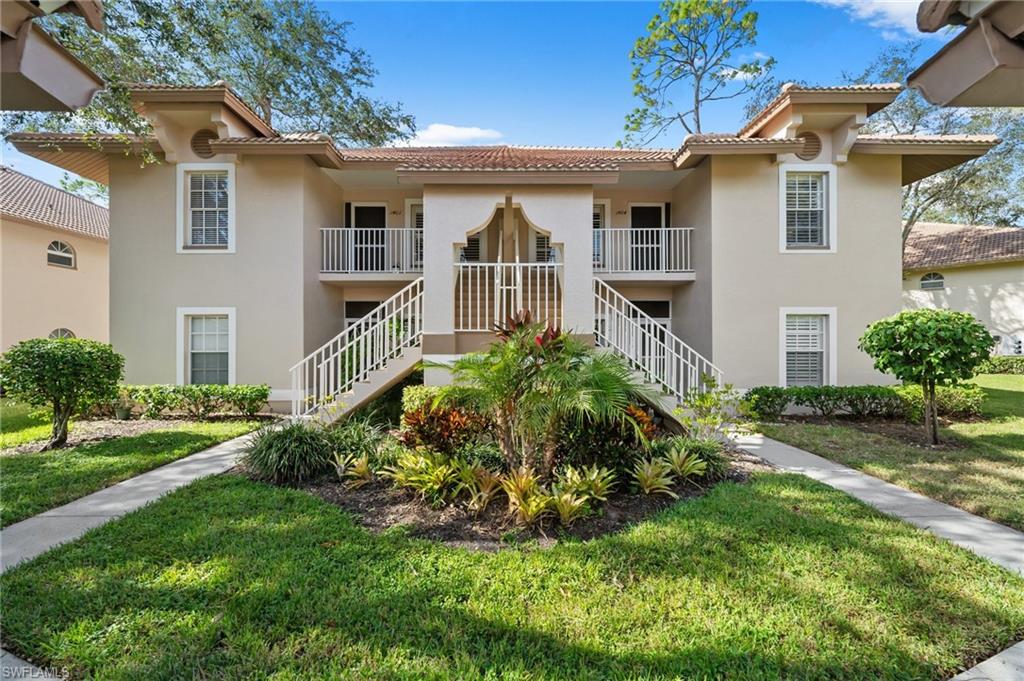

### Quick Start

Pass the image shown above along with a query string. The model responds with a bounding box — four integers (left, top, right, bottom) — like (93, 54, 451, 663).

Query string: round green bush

(243, 421, 332, 484)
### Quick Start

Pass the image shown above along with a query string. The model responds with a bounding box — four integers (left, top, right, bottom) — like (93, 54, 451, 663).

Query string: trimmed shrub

(741, 386, 789, 420)
(130, 385, 182, 419)
(977, 356, 1024, 375)
(840, 385, 904, 419)
(223, 384, 271, 417)
(788, 385, 847, 417)
(894, 384, 984, 422)
(0, 338, 124, 449)
(176, 384, 224, 419)
(243, 421, 332, 484)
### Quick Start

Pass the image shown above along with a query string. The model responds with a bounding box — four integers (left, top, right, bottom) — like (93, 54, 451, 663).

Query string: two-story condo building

(9, 82, 998, 417)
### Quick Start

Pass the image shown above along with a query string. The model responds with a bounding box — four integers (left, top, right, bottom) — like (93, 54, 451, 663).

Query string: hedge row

(976, 355, 1024, 375)
(742, 384, 984, 421)
(117, 384, 271, 419)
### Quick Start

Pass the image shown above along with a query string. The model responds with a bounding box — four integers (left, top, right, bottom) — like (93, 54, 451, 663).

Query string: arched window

(47, 241, 75, 268)
(48, 328, 75, 339)
(920, 272, 944, 290)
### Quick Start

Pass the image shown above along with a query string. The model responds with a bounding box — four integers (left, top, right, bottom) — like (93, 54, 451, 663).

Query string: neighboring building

(0, 165, 109, 350)
(8, 82, 998, 416)
(903, 222, 1024, 355)
(1, 0, 104, 111)
(910, 0, 1024, 106)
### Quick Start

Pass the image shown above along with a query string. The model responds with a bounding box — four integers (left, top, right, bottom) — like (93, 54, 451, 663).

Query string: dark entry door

(352, 205, 387, 271)
(630, 205, 663, 271)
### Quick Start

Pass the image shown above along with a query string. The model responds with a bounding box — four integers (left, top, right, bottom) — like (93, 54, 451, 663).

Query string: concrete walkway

(0, 431, 254, 574)
(735, 433, 1024, 575)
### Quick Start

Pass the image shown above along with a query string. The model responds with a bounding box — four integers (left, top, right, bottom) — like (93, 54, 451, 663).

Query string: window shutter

(462, 235, 480, 262)
(413, 204, 424, 230)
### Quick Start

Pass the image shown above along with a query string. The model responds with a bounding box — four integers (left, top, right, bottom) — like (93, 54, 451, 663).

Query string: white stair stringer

(594, 277, 722, 413)
(291, 278, 423, 421)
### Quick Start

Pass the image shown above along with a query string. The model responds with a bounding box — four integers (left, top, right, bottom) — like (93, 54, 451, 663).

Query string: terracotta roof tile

(1, 165, 109, 240)
(738, 82, 903, 138)
(904, 222, 1024, 270)
(338, 145, 675, 170)
(856, 134, 1001, 145)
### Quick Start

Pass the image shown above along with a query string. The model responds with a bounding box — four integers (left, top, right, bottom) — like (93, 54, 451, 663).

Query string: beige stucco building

(0, 165, 109, 350)
(10, 82, 998, 416)
(903, 222, 1024, 355)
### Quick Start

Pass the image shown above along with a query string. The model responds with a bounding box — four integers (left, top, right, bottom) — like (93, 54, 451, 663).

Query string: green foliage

(787, 385, 847, 417)
(977, 356, 1024, 375)
(326, 416, 386, 463)
(117, 384, 269, 419)
(59, 173, 108, 204)
(676, 376, 739, 439)
(0, 338, 123, 449)
(664, 448, 707, 481)
(624, 0, 774, 143)
(222, 385, 271, 417)
(557, 412, 649, 474)
(511, 490, 554, 527)
(10, 0, 413, 148)
(243, 421, 332, 484)
(550, 491, 589, 527)
(554, 464, 617, 502)
(860, 309, 993, 443)
(454, 459, 503, 515)
(129, 385, 182, 419)
(632, 457, 678, 498)
(893, 384, 984, 422)
(381, 449, 460, 506)
(663, 436, 728, 479)
(500, 466, 542, 511)
(740, 386, 789, 420)
(837, 386, 905, 419)
(175, 385, 224, 419)
(400, 402, 486, 454)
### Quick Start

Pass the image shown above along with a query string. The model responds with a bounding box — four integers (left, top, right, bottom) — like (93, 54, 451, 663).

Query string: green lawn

(759, 375, 1024, 532)
(2, 473, 1021, 679)
(0, 420, 260, 527)
(0, 398, 51, 448)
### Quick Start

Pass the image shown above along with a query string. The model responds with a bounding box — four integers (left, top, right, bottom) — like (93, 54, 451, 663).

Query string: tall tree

(1, 0, 413, 148)
(623, 0, 774, 145)
(842, 43, 1023, 242)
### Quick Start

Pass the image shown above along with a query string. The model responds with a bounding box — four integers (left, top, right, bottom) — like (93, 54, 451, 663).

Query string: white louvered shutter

(785, 315, 826, 386)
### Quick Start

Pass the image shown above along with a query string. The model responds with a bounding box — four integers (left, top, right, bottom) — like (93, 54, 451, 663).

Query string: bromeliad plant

(440, 313, 657, 477)
(632, 457, 678, 498)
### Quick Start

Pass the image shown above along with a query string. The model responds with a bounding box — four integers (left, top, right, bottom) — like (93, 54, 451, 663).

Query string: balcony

(593, 227, 694, 281)
(320, 228, 423, 280)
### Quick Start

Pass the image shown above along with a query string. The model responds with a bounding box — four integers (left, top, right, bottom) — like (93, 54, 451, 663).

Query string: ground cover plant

(758, 374, 1024, 531)
(0, 420, 261, 527)
(1, 472, 1022, 679)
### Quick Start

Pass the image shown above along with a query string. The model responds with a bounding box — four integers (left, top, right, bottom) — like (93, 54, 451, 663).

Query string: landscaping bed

(300, 448, 771, 550)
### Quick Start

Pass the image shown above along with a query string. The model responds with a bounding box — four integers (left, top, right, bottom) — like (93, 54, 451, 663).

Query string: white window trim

(778, 307, 838, 387)
(593, 199, 612, 227)
(778, 163, 838, 254)
(349, 201, 389, 228)
(46, 240, 76, 269)
(176, 163, 236, 254)
(176, 307, 236, 385)
(404, 198, 423, 230)
(627, 202, 665, 229)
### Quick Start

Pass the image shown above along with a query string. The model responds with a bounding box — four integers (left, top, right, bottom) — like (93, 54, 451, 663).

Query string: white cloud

(404, 123, 503, 146)
(812, 0, 922, 38)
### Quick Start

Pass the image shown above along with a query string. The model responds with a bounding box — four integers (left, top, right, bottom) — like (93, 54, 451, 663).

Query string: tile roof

(0, 165, 109, 240)
(126, 82, 278, 138)
(903, 222, 1024, 270)
(4, 131, 157, 146)
(856, 134, 1001, 145)
(338, 145, 675, 170)
(738, 82, 903, 138)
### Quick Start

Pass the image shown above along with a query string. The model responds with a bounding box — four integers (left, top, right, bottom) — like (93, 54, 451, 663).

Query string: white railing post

(319, 228, 425, 274)
(591, 228, 693, 274)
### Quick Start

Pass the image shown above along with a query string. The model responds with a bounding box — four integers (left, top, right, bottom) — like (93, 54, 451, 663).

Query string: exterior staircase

(593, 278, 722, 416)
(290, 278, 423, 420)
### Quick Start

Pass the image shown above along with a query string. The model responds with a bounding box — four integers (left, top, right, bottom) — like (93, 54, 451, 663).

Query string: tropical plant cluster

(742, 384, 984, 421)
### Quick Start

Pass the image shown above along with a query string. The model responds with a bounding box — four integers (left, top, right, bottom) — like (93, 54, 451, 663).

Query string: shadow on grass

(2, 474, 1022, 680)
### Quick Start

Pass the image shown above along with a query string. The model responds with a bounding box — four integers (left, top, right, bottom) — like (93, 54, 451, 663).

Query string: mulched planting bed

(774, 415, 969, 450)
(297, 449, 774, 551)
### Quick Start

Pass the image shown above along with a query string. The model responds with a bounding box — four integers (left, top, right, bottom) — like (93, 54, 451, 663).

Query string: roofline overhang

(851, 139, 1000, 156)
(1, 21, 104, 111)
(208, 139, 343, 168)
(673, 139, 806, 169)
(0, 211, 109, 243)
(738, 86, 903, 139)
(128, 86, 277, 138)
(904, 255, 1024, 273)
(907, 15, 1024, 106)
(395, 170, 622, 185)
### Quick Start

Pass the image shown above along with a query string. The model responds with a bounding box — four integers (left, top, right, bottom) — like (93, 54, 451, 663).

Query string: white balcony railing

(455, 263, 563, 332)
(592, 227, 693, 273)
(321, 228, 424, 274)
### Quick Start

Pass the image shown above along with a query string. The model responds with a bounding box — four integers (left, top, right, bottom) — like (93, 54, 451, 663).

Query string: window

(46, 241, 75, 268)
(176, 163, 235, 253)
(779, 164, 837, 253)
(461, 235, 480, 262)
(784, 314, 828, 386)
(592, 201, 608, 267)
(785, 172, 827, 247)
(345, 301, 381, 327)
(920, 272, 945, 290)
(189, 315, 230, 384)
(187, 171, 229, 247)
(535, 233, 555, 262)
(48, 328, 75, 339)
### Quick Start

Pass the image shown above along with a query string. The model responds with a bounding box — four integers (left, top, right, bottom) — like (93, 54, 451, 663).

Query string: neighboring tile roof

(903, 222, 1024, 270)
(0, 165, 109, 240)
(338, 145, 675, 170)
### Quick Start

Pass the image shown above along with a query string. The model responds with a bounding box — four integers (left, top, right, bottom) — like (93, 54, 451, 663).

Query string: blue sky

(2, 0, 947, 192)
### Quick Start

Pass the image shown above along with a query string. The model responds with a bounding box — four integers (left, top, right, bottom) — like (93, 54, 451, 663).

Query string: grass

(0, 420, 260, 528)
(1, 473, 1022, 679)
(0, 398, 52, 448)
(759, 375, 1024, 532)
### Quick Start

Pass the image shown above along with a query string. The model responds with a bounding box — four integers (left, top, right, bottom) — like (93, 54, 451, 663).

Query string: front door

(351, 205, 387, 271)
(630, 205, 663, 271)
